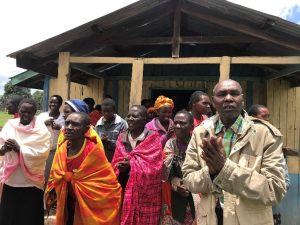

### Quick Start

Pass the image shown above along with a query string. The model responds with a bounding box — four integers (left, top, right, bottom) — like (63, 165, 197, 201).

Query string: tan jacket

(182, 112, 286, 225)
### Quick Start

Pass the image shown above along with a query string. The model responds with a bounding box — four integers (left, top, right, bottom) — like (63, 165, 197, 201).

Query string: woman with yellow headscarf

(145, 95, 175, 147)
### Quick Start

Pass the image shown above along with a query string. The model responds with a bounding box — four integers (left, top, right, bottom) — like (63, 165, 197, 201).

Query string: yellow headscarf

(154, 95, 174, 111)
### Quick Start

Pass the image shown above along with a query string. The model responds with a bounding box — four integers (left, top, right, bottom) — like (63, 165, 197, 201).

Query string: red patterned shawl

(112, 131, 163, 225)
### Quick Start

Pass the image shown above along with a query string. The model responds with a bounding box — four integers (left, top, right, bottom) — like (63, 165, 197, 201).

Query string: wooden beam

(57, 52, 71, 100)
(172, 0, 182, 57)
(181, 35, 259, 44)
(267, 65, 300, 80)
(108, 37, 172, 45)
(69, 56, 300, 65)
(144, 57, 222, 64)
(231, 56, 300, 64)
(182, 4, 300, 52)
(219, 56, 231, 81)
(129, 59, 144, 108)
(105, 35, 259, 46)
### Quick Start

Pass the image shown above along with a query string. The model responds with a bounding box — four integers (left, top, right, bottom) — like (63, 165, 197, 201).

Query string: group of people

(0, 79, 287, 225)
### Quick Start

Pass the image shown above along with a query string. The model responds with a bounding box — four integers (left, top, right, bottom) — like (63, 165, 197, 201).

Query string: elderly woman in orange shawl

(45, 112, 121, 225)
(145, 96, 175, 147)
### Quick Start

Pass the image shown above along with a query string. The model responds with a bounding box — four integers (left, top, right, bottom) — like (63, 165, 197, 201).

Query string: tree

(0, 80, 32, 110)
(3, 80, 31, 97)
(32, 90, 44, 111)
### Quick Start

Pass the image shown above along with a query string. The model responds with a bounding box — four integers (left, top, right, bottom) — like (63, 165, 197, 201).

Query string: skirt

(0, 184, 44, 225)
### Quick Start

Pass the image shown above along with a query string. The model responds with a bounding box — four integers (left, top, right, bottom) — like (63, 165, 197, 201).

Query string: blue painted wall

(42, 76, 50, 112)
(273, 173, 300, 225)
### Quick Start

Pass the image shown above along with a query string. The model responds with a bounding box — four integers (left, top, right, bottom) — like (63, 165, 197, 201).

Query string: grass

(0, 111, 12, 127)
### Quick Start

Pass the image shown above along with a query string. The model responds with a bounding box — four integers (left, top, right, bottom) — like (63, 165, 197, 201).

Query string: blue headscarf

(65, 99, 89, 114)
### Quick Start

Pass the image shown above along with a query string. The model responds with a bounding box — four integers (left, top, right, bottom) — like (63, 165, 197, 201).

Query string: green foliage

(3, 80, 31, 97)
(0, 80, 32, 110)
(32, 90, 44, 110)
(0, 111, 12, 127)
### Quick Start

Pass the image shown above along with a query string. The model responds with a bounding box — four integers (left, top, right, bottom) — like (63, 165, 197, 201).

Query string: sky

(0, 0, 300, 94)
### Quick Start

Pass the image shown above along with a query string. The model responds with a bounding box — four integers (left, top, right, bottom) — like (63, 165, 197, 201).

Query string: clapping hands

(200, 136, 226, 176)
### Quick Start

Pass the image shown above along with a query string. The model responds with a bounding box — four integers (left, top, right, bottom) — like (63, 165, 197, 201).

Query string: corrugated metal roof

(10, 70, 44, 89)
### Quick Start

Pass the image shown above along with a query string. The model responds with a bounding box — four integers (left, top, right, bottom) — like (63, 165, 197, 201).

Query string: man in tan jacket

(182, 79, 286, 225)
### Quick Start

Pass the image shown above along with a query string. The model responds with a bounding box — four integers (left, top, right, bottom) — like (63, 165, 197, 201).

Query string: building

(9, 0, 300, 223)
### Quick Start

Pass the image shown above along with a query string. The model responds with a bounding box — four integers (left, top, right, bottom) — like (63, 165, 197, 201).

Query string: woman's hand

(177, 180, 189, 197)
(51, 122, 62, 130)
(5, 139, 20, 153)
(166, 125, 175, 139)
(171, 178, 189, 197)
(0, 145, 10, 156)
(118, 157, 130, 173)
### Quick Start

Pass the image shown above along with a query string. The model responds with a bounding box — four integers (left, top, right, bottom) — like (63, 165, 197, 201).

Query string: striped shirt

(215, 115, 244, 157)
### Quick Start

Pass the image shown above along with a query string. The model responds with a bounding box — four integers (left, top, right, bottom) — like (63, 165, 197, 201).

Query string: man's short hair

(83, 97, 95, 107)
(18, 98, 37, 112)
(176, 109, 194, 125)
(248, 104, 267, 116)
(102, 98, 116, 110)
(95, 104, 102, 111)
(213, 79, 243, 96)
(188, 91, 209, 110)
(51, 95, 63, 106)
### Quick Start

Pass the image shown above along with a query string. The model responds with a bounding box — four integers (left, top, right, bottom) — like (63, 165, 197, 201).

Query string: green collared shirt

(215, 114, 244, 157)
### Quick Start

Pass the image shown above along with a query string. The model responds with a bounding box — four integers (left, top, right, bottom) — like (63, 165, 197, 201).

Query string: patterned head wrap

(65, 99, 89, 114)
(154, 95, 174, 111)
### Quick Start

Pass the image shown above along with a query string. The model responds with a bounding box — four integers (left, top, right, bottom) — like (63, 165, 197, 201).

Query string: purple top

(145, 118, 173, 147)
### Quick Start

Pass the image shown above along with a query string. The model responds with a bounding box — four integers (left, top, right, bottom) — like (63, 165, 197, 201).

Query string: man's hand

(5, 139, 20, 153)
(200, 136, 226, 176)
(118, 157, 130, 173)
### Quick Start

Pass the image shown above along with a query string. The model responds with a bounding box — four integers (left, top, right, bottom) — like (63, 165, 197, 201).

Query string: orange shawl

(45, 128, 121, 225)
